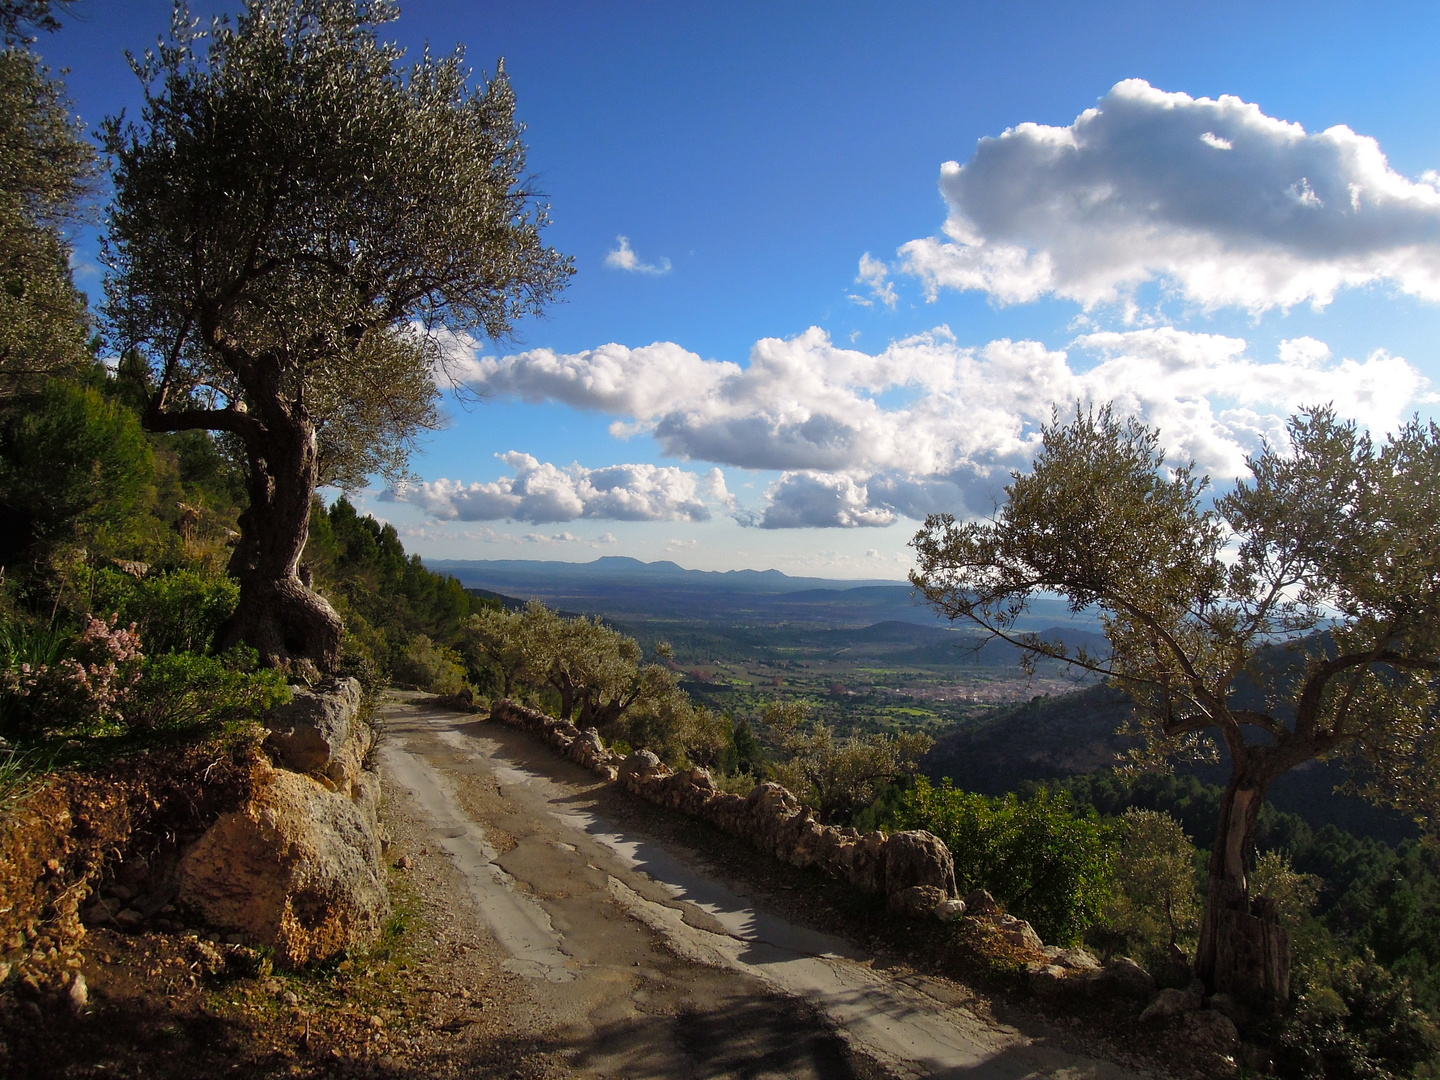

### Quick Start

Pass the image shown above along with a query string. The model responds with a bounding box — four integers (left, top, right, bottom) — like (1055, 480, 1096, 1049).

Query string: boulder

(618, 750, 669, 793)
(884, 830, 957, 900)
(935, 898, 967, 921)
(177, 764, 388, 969)
(1027, 948, 1103, 997)
(888, 884, 948, 918)
(847, 831, 889, 894)
(1028, 963, 1074, 996)
(1179, 1009, 1241, 1052)
(1043, 946, 1102, 971)
(263, 678, 366, 787)
(1089, 956, 1157, 1000)
(1206, 991, 1249, 1026)
(963, 888, 1001, 917)
(1139, 986, 1204, 1023)
(990, 913, 1044, 953)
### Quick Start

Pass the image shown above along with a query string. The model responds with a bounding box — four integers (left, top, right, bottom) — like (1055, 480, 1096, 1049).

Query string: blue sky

(42, 1, 1440, 578)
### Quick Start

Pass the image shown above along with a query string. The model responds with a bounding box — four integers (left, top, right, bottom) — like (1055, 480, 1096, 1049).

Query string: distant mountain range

(426, 555, 902, 593)
(424, 556, 1101, 633)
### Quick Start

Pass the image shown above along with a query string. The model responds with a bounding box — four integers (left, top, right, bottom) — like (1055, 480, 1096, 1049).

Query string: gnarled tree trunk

(1194, 757, 1290, 1009)
(218, 409, 342, 674)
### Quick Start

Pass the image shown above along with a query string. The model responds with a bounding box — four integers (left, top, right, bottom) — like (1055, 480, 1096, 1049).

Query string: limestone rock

(1027, 948, 1104, 996)
(1207, 991, 1249, 1025)
(935, 898, 967, 921)
(1043, 946, 1102, 971)
(963, 888, 1001, 917)
(1139, 986, 1204, 1022)
(618, 750, 668, 793)
(263, 678, 366, 787)
(1028, 963, 1073, 996)
(888, 884, 948, 918)
(1179, 1009, 1241, 1052)
(1090, 956, 1157, 1000)
(884, 830, 957, 899)
(990, 913, 1044, 952)
(66, 972, 87, 1013)
(177, 765, 388, 969)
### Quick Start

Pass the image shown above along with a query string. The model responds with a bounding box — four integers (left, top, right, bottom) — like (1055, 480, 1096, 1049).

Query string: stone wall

(488, 698, 957, 918)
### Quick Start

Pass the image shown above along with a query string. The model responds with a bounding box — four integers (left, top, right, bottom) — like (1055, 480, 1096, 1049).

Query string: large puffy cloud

(456, 325, 1428, 527)
(383, 452, 725, 524)
(743, 474, 897, 529)
(462, 340, 741, 421)
(896, 79, 1440, 313)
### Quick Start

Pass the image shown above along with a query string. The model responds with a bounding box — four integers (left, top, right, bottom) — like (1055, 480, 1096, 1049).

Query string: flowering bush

(2, 615, 144, 736)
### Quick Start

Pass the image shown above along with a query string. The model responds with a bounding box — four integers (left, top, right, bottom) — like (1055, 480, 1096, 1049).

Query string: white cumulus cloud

(850, 253, 898, 308)
(451, 325, 1428, 528)
(604, 235, 672, 275)
(896, 79, 1440, 314)
(383, 453, 723, 524)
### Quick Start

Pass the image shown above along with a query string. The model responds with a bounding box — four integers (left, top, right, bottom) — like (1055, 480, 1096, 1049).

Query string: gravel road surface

(378, 692, 1152, 1080)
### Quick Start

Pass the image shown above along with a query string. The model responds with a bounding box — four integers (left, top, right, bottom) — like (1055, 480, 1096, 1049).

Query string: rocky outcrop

(1028, 946, 1158, 1001)
(488, 699, 958, 918)
(177, 762, 387, 968)
(262, 678, 368, 788)
(177, 678, 387, 968)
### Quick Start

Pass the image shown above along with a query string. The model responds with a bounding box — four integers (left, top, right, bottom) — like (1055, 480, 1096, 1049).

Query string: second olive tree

(911, 405, 1440, 1006)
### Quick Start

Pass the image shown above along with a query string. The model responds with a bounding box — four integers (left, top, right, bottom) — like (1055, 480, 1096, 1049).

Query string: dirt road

(378, 693, 1152, 1080)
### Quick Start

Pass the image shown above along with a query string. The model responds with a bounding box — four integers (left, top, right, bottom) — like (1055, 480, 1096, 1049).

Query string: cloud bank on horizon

(892, 79, 1440, 314)
(391, 80, 1437, 532)
(396, 325, 1426, 528)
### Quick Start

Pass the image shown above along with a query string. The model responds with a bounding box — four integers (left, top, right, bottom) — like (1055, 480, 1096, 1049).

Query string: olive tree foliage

(459, 602, 722, 765)
(102, 0, 571, 672)
(1, 1, 69, 43)
(911, 404, 1440, 1001)
(1250, 850, 1321, 930)
(0, 0, 96, 395)
(1097, 808, 1201, 968)
(764, 701, 932, 824)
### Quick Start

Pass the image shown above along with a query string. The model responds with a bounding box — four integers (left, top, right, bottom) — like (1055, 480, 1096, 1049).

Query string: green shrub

(1091, 808, 1202, 973)
(887, 777, 1116, 944)
(767, 702, 932, 824)
(1275, 956, 1440, 1080)
(337, 629, 385, 695)
(125, 648, 290, 731)
(392, 634, 468, 695)
(93, 567, 239, 654)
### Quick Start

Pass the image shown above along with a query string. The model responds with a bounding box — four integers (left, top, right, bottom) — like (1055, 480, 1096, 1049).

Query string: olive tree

(911, 405, 1440, 1005)
(102, 0, 571, 672)
(0, 1, 96, 395)
(765, 701, 932, 824)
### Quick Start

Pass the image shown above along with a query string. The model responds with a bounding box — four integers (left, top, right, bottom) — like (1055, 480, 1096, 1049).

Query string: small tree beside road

(911, 404, 1440, 1006)
(765, 701, 932, 824)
